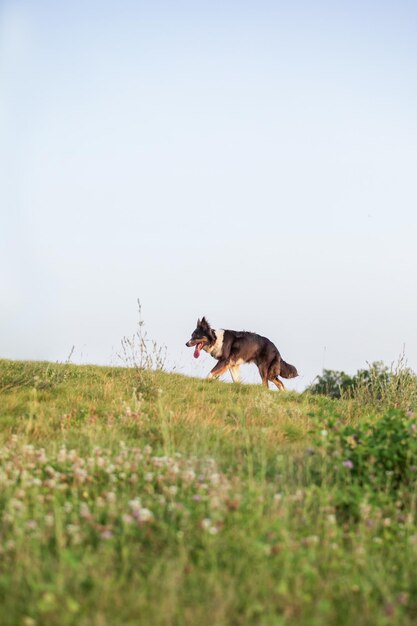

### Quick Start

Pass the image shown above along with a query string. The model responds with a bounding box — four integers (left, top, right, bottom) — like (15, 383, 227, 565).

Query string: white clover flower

(182, 470, 196, 482)
(58, 448, 67, 462)
(80, 503, 91, 519)
(128, 498, 142, 512)
(210, 473, 220, 485)
(307, 535, 319, 545)
(10, 498, 25, 511)
(137, 508, 153, 523)
(209, 496, 221, 510)
(45, 514, 54, 528)
(201, 518, 219, 534)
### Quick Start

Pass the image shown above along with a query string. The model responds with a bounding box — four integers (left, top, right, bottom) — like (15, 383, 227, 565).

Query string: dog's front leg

(229, 365, 241, 383)
(208, 360, 229, 380)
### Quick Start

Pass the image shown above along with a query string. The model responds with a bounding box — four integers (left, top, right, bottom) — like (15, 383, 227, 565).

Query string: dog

(185, 317, 298, 389)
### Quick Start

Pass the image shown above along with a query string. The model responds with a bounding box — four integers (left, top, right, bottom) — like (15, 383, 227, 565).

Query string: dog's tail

(279, 359, 298, 379)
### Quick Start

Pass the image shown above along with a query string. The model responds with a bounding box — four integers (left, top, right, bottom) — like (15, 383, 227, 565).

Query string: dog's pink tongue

(194, 344, 201, 359)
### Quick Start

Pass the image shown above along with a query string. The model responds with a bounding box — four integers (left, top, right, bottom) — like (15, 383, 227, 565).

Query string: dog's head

(185, 317, 216, 358)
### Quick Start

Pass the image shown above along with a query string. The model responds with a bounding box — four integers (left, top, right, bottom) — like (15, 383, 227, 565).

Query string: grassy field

(1, 358, 417, 626)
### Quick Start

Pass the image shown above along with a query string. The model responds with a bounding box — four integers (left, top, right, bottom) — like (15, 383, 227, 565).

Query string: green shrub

(314, 409, 417, 495)
(308, 359, 417, 411)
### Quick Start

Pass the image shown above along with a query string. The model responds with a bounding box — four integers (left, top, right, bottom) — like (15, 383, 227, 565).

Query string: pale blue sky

(1, 0, 416, 389)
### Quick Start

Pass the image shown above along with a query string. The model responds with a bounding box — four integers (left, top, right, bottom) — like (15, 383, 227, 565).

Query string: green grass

(1, 358, 417, 626)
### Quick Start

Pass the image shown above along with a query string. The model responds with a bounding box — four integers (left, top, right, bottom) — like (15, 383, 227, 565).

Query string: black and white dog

(186, 317, 298, 390)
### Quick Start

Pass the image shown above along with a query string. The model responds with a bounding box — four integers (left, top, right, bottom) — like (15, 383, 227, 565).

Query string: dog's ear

(196, 318, 201, 328)
(201, 316, 210, 330)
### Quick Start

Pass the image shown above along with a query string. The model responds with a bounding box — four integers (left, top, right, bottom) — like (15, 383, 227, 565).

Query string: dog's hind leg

(257, 364, 270, 388)
(271, 377, 285, 391)
(229, 365, 241, 383)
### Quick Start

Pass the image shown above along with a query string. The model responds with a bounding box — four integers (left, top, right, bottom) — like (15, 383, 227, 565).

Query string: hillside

(1, 359, 417, 626)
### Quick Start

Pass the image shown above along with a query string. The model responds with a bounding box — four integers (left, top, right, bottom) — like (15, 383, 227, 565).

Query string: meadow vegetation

(1, 357, 417, 626)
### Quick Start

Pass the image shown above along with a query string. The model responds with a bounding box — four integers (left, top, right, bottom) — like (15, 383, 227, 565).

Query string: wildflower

(306, 535, 319, 545)
(26, 520, 38, 531)
(45, 514, 54, 527)
(346, 435, 357, 449)
(342, 460, 354, 470)
(128, 498, 142, 512)
(201, 518, 219, 535)
(100, 529, 113, 540)
(320, 429, 328, 438)
(10, 498, 24, 511)
(182, 469, 196, 482)
(397, 592, 409, 606)
(210, 473, 220, 485)
(209, 496, 221, 510)
(137, 508, 153, 523)
(80, 503, 92, 520)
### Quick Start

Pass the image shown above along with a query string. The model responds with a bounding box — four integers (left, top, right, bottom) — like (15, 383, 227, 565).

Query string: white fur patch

(204, 329, 224, 359)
